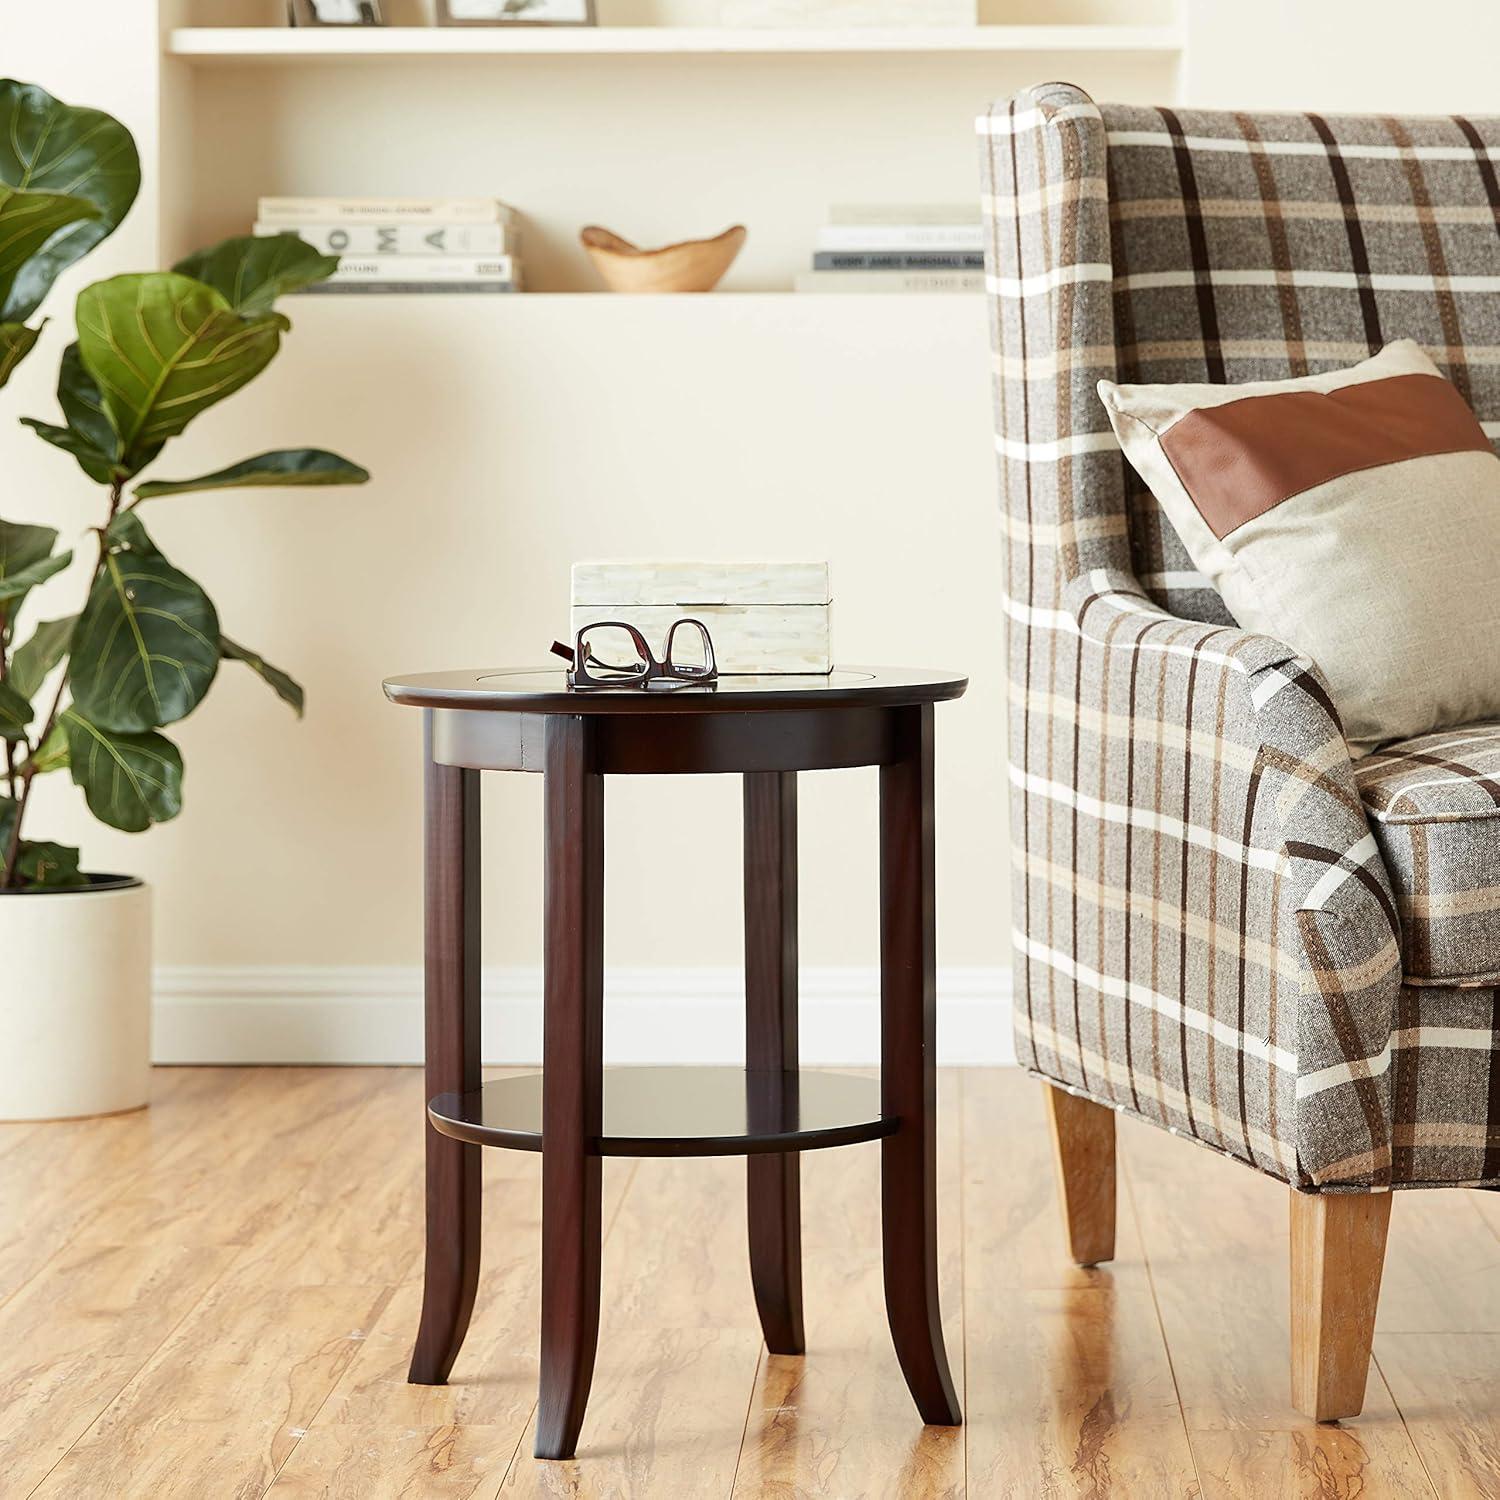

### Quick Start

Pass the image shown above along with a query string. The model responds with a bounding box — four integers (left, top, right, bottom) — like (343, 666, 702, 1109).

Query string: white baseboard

(152, 965, 1015, 1067)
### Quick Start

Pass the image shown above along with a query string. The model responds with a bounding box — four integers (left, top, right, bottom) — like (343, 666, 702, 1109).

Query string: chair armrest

(1047, 570, 1404, 1185)
(1058, 568, 1388, 919)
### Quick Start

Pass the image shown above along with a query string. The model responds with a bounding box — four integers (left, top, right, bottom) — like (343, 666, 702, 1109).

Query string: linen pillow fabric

(1098, 341, 1500, 755)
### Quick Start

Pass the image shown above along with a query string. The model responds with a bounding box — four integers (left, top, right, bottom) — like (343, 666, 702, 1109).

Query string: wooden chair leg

(1290, 1189, 1392, 1423)
(1043, 1083, 1116, 1267)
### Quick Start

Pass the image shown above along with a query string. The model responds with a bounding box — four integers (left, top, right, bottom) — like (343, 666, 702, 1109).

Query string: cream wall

(5, 2, 1496, 1058)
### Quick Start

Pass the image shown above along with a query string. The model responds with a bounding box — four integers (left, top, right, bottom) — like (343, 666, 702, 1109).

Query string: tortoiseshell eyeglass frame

(549, 618, 719, 692)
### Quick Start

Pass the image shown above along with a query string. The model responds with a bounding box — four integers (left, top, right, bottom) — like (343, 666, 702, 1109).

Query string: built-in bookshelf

(167, 23, 1185, 60)
(157, 5, 1184, 293)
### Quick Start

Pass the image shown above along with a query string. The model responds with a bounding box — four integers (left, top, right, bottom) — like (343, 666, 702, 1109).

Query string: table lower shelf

(428, 1066, 895, 1158)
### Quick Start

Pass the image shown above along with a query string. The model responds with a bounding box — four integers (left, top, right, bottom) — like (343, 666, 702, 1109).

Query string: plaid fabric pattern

(979, 83, 1500, 1190)
(1357, 723, 1500, 984)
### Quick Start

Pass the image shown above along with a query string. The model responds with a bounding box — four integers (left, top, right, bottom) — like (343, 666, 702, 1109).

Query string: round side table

(382, 665, 967, 1460)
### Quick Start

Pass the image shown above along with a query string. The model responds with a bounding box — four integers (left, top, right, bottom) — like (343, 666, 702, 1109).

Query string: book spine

(815, 225, 984, 252)
(328, 255, 517, 282)
(812, 251, 984, 271)
(292, 282, 520, 294)
(257, 197, 512, 225)
(255, 222, 512, 255)
(794, 271, 983, 294)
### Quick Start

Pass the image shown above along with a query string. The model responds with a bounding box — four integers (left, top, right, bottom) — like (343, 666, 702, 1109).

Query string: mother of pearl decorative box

(571, 561, 832, 675)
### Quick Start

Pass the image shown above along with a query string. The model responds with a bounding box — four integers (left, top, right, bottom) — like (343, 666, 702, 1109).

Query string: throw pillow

(1098, 340, 1500, 754)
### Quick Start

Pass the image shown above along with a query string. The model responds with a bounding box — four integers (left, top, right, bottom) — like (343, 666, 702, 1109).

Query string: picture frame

(287, 0, 384, 24)
(436, 0, 595, 25)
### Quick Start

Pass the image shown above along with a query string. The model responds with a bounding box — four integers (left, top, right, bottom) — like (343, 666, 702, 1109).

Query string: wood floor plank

(32, 1068, 432, 1497)
(1374, 1334, 1500, 1497)
(601, 1154, 761, 1337)
(502, 1153, 763, 1494)
(227, 1069, 427, 1289)
(1377, 1189, 1500, 1335)
(0, 1066, 236, 1303)
(31, 1282, 397, 1500)
(8, 1065, 1500, 1498)
(731, 1071, 964, 1500)
(1118, 1116, 1435, 1499)
(504, 1327, 764, 1498)
(265, 1424, 516, 1498)
(961, 1071, 1199, 1498)
(0, 1238, 237, 1494)
(277, 1156, 638, 1496)
(71, 1067, 399, 1254)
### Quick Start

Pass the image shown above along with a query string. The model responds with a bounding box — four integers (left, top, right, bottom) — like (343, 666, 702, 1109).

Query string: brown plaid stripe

(979, 85, 1500, 1190)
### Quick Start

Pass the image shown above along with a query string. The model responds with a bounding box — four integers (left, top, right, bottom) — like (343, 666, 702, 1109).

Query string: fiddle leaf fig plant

(0, 79, 368, 890)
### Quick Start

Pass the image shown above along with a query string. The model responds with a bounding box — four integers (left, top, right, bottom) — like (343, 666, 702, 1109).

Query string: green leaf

(0, 680, 30, 740)
(221, 635, 304, 717)
(63, 707, 182, 833)
(26, 720, 68, 775)
(0, 519, 69, 605)
(69, 548, 220, 734)
(21, 343, 143, 484)
(105, 510, 159, 555)
(75, 273, 286, 473)
(0, 320, 40, 389)
(58, 341, 116, 455)
(0, 80, 141, 321)
(16, 839, 84, 889)
(22, 416, 114, 483)
(0, 548, 70, 604)
(0, 801, 80, 888)
(10, 615, 75, 700)
(135, 448, 370, 501)
(0, 187, 97, 312)
(0, 518, 57, 576)
(173, 233, 339, 316)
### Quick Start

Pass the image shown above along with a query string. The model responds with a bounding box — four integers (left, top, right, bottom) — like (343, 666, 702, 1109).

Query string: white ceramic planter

(0, 877, 151, 1121)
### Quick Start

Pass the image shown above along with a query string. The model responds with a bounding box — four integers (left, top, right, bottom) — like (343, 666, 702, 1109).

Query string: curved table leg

(410, 718, 483, 1385)
(744, 771, 805, 1356)
(536, 715, 606, 1461)
(879, 705, 962, 1426)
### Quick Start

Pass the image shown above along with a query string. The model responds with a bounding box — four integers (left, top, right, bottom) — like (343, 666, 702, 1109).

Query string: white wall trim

(153, 965, 1015, 1067)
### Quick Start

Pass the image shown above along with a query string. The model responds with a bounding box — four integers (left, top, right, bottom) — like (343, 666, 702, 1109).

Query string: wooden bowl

(580, 224, 747, 293)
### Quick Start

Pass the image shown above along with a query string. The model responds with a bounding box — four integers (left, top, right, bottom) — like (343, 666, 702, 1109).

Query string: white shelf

(166, 23, 1183, 61)
(283, 290, 984, 303)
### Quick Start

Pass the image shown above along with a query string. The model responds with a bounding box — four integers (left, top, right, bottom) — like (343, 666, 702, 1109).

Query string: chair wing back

(979, 82, 1500, 625)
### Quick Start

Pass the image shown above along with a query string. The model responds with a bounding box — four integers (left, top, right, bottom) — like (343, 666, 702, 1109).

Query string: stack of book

(795, 204, 983, 294)
(255, 197, 523, 294)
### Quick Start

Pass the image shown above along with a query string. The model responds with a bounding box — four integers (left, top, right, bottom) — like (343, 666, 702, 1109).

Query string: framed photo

(287, 0, 384, 23)
(436, 0, 595, 24)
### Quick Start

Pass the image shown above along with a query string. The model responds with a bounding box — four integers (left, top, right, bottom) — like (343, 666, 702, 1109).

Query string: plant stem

(0, 479, 122, 889)
(0, 606, 13, 801)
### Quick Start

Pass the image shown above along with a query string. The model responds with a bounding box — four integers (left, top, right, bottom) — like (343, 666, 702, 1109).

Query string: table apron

(430, 705, 910, 774)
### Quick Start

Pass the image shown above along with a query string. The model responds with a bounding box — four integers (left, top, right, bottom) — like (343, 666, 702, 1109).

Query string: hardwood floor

(4, 1066, 1497, 1496)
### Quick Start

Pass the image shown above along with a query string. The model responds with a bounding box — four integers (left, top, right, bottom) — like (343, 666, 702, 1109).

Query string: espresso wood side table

(382, 665, 967, 1460)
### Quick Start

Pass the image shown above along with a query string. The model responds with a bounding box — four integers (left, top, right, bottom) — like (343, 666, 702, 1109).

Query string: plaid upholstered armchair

(979, 82, 1500, 1421)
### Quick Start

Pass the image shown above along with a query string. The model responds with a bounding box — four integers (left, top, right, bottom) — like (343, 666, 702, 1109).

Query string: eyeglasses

(550, 618, 718, 691)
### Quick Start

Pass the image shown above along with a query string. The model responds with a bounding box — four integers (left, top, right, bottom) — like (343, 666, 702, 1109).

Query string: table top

(383, 665, 968, 715)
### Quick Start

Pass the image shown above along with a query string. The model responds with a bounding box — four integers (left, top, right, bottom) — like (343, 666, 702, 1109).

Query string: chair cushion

(1355, 723, 1500, 984)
